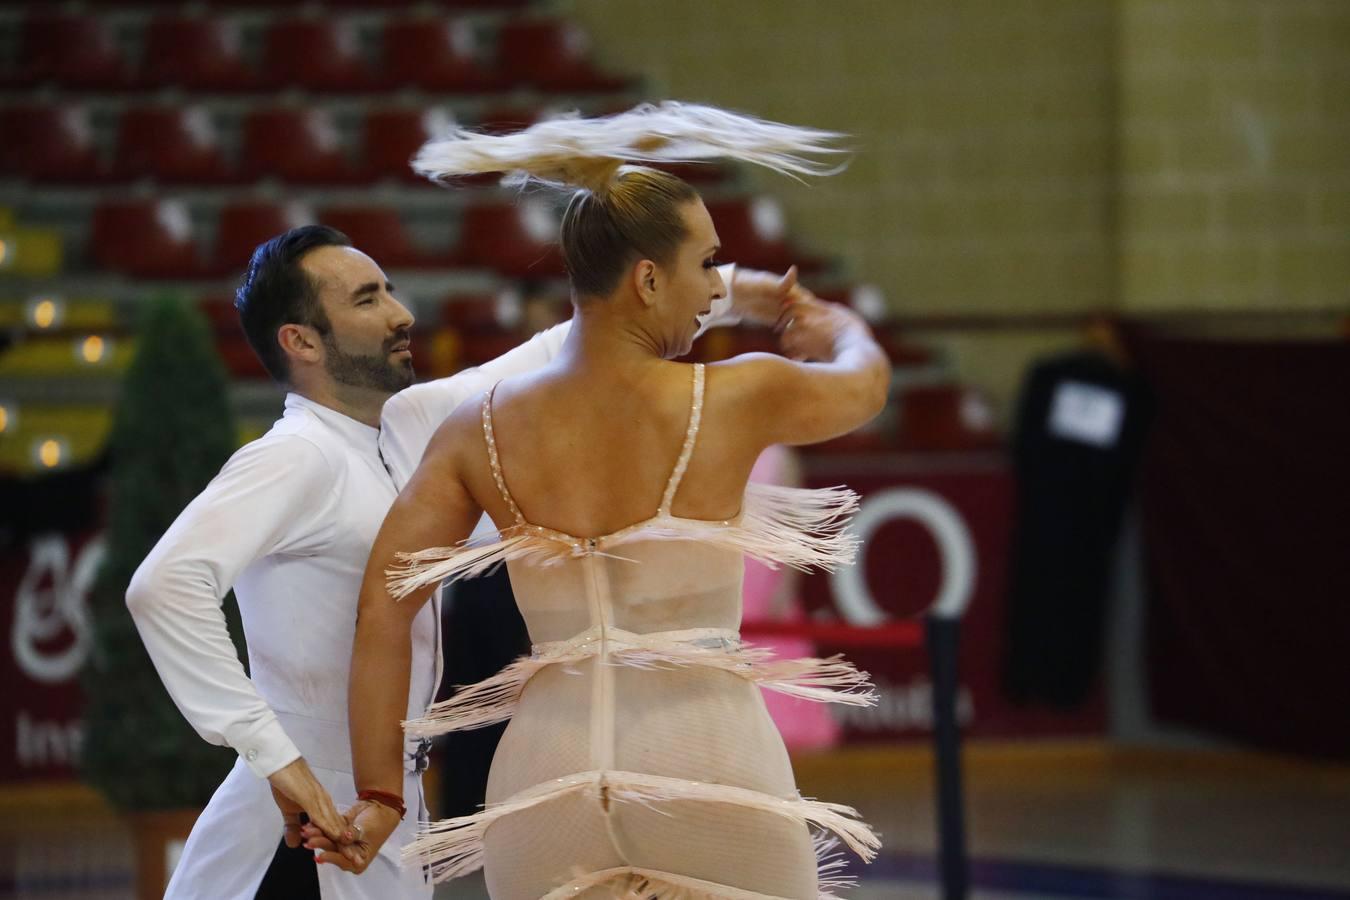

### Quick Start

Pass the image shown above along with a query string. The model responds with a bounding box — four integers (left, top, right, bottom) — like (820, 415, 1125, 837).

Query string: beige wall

(561, 0, 1349, 417)
(1118, 0, 1350, 312)
(565, 0, 1118, 318)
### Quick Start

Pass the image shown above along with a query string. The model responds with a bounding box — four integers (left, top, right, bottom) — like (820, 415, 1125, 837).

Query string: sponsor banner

(799, 453, 1105, 743)
(1, 531, 102, 782)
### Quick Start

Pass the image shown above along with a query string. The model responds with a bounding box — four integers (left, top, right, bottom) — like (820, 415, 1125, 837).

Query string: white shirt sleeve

(380, 320, 572, 490)
(125, 435, 339, 779)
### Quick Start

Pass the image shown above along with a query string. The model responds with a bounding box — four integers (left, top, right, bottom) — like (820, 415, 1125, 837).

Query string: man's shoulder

(382, 371, 493, 434)
(231, 418, 340, 475)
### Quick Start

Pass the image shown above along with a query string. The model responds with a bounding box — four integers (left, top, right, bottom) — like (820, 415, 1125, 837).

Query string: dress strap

(481, 383, 525, 526)
(658, 363, 705, 516)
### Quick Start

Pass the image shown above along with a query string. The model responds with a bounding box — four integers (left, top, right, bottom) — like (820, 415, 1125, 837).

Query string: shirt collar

(284, 393, 381, 456)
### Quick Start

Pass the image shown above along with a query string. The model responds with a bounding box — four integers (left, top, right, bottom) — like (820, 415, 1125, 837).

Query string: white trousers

(163, 758, 431, 900)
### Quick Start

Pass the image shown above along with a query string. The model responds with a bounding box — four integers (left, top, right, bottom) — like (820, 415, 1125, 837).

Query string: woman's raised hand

(776, 290, 869, 363)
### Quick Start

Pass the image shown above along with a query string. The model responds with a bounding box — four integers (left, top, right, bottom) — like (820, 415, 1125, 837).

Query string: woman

(321, 104, 891, 899)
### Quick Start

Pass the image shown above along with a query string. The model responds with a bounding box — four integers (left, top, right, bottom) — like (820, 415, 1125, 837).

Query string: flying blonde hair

(412, 101, 847, 195)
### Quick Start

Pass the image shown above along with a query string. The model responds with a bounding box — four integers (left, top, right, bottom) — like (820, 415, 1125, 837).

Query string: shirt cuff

(230, 715, 302, 779)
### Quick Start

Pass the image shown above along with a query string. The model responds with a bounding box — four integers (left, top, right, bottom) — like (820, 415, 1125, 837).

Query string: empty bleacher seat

(0, 105, 106, 183)
(114, 106, 234, 184)
(263, 18, 375, 93)
(381, 18, 501, 92)
(90, 199, 203, 279)
(458, 200, 565, 277)
(141, 16, 258, 91)
(212, 201, 315, 276)
(363, 107, 454, 183)
(319, 207, 428, 269)
(15, 14, 129, 89)
(241, 109, 361, 184)
(439, 293, 529, 368)
(496, 20, 631, 92)
(703, 197, 818, 274)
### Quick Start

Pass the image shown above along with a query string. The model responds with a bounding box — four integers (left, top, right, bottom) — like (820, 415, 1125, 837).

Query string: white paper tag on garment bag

(1048, 380, 1125, 448)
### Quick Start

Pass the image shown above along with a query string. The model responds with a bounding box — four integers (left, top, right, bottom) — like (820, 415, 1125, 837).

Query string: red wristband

(358, 789, 406, 820)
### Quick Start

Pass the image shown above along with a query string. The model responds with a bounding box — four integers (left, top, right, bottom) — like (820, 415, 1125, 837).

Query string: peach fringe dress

(388, 364, 880, 899)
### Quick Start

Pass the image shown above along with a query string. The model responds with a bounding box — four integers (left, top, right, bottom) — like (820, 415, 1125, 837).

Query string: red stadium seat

(263, 19, 375, 93)
(215, 334, 270, 379)
(381, 18, 501, 92)
(458, 200, 565, 277)
(141, 17, 258, 91)
(241, 109, 361, 184)
(16, 15, 129, 89)
(321, 0, 427, 7)
(319, 207, 429, 269)
(704, 197, 820, 274)
(440, 294, 529, 368)
(212, 201, 316, 277)
(114, 106, 234, 184)
(0, 105, 106, 182)
(496, 20, 631, 92)
(362, 107, 456, 183)
(90, 199, 203, 279)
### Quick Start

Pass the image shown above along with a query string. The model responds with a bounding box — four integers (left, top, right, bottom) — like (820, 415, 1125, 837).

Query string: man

(127, 224, 792, 899)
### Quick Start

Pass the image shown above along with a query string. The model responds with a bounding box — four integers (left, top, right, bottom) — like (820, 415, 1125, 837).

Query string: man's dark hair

(234, 225, 351, 383)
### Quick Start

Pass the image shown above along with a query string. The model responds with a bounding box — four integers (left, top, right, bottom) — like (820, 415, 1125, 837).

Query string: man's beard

(321, 331, 414, 394)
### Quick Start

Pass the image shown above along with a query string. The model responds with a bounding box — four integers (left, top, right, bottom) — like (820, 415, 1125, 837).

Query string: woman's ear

(632, 259, 659, 307)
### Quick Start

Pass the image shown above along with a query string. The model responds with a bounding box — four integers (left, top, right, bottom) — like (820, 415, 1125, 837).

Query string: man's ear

(631, 259, 659, 307)
(277, 323, 323, 369)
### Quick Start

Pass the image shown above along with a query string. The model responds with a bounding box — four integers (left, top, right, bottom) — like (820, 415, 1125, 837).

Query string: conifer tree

(80, 295, 247, 809)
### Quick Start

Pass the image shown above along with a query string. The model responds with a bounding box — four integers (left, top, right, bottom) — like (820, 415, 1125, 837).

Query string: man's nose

(389, 297, 415, 330)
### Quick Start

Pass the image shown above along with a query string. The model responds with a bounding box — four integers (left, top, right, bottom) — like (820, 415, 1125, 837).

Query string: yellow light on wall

(0, 238, 8, 268)
(77, 335, 108, 365)
(0, 403, 12, 434)
(34, 437, 67, 470)
(29, 297, 61, 330)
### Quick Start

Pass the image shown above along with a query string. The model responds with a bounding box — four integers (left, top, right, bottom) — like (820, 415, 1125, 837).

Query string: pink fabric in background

(742, 445, 841, 751)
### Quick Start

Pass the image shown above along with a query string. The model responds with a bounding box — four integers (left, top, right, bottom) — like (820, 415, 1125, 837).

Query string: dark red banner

(795, 453, 1106, 743)
(0, 530, 102, 782)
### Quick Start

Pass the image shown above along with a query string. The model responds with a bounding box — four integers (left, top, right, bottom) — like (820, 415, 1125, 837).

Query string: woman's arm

(717, 292, 892, 448)
(314, 410, 484, 871)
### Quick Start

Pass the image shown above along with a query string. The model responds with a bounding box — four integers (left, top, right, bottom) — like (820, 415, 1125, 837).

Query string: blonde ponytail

(413, 102, 846, 298)
(412, 102, 846, 193)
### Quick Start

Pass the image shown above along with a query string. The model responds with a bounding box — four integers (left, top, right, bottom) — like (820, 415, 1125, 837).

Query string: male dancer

(127, 224, 791, 899)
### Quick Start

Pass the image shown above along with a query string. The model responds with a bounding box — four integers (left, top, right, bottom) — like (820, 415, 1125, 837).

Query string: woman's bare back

(462, 358, 764, 539)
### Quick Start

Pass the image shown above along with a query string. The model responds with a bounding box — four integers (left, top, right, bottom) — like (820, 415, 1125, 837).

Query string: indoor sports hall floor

(5, 742, 1347, 900)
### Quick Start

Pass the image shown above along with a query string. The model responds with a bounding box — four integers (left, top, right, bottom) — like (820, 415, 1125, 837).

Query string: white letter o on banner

(829, 487, 977, 624)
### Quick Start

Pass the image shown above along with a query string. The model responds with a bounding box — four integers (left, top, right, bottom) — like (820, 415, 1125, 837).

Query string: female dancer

(323, 103, 891, 898)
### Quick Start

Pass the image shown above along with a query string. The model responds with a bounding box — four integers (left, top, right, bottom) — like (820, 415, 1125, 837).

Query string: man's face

(300, 246, 415, 394)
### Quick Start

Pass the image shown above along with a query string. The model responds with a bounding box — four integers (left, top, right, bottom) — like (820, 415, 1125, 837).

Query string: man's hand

(301, 799, 402, 873)
(731, 265, 799, 326)
(270, 786, 308, 849)
(267, 758, 350, 846)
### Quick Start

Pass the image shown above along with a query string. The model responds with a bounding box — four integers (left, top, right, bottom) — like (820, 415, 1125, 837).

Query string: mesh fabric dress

(389, 364, 880, 899)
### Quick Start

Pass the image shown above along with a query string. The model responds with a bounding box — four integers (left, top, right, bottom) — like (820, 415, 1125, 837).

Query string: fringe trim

(386, 483, 862, 600)
(403, 630, 875, 739)
(402, 770, 879, 885)
(539, 866, 799, 900)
